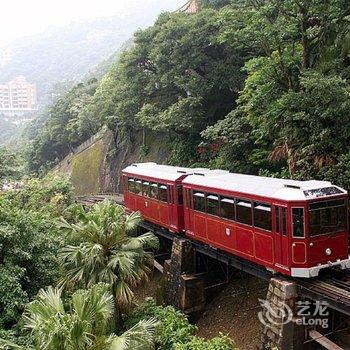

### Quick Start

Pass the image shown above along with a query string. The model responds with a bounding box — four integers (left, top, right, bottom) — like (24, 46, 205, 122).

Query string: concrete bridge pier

(163, 237, 205, 314)
(260, 277, 305, 350)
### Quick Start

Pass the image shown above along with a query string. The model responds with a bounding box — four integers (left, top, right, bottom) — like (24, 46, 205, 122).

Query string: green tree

(0, 148, 22, 183)
(0, 175, 73, 329)
(59, 201, 159, 312)
(204, 0, 350, 185)
(26, 79, 101, 173)
(0, 284, 156, 350)
(27, 4, 255, 172)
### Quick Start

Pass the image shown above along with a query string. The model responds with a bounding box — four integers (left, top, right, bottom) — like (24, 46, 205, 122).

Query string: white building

(0, 76, 37, 118)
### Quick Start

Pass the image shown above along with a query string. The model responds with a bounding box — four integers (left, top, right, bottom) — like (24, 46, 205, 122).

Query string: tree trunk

(300, 1, 311, 69)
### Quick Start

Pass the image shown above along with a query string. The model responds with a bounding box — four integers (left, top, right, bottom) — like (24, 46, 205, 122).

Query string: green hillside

(27, 0, 350, 191)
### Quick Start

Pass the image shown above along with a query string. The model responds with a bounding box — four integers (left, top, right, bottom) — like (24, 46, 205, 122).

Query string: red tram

(122, 163, 350, 278)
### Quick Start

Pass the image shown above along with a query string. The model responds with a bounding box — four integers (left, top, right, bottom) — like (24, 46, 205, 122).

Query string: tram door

(274, 206, 289, 267)
(184, 188, 194, 235)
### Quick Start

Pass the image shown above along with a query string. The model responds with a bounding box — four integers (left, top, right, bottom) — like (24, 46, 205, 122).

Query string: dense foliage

(26, 3, 253, 170)
(0, 186, 233, 349)
(27, 0, 350, 190)
(201, 0, 350, 186)
(26, 79, 101, 173)
(0, 148, 22, 183)
(125, 298, 235, 350)
(0, 284, 157, 350)
(0, 175, 73, 332)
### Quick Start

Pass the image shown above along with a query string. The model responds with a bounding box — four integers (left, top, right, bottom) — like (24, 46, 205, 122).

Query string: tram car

(122, 163, 350, 278)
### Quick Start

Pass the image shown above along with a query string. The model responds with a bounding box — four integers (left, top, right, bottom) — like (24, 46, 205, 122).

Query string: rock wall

(53, 128, 170, 195)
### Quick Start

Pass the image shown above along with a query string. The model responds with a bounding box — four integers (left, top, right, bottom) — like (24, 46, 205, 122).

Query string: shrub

(125, 298, 196, 350)
(125, 298, 235, 350)
(175, 335, 235, 350)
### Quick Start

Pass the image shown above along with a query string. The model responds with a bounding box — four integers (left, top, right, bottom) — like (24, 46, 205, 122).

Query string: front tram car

(182, 173, 350, 278)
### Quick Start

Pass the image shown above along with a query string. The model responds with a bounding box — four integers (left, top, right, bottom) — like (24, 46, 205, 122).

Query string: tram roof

(123, 163, 229, 182)
(182, 172, 347, 201)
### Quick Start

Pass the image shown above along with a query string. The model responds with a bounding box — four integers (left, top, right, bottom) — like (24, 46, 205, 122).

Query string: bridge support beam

(163, 237, 205, 314)
(261, 277, 304, 350)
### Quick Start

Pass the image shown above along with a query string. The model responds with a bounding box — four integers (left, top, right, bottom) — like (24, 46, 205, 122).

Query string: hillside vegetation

(27, 0, 350, 189)
(0, 152, 235, 349)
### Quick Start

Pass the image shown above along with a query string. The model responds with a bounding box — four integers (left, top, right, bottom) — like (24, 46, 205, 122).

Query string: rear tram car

(122, 163, 350, 278)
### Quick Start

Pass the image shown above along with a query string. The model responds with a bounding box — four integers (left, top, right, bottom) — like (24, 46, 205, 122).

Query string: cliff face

(54, 129, 170, 195)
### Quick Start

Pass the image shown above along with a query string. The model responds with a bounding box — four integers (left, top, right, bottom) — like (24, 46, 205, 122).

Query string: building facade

(177, 0, 200, 13)
(0, 76, 37, 117)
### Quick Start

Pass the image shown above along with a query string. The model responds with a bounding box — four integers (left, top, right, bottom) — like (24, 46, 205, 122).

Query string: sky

(0, 0, 183, 46)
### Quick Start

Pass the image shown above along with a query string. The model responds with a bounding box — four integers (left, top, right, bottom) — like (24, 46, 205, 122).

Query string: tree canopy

(27, 0, 350, 186)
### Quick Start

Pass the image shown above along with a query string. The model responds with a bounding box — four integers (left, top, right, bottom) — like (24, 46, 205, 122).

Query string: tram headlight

(325, 248, 332, 256)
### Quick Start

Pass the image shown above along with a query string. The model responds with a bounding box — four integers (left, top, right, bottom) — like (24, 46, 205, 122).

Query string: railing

(72, 126, 107, 156)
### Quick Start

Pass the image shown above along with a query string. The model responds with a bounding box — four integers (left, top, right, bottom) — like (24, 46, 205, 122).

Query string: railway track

(297, 270, 350, 316)
(76, 194, 124, 206)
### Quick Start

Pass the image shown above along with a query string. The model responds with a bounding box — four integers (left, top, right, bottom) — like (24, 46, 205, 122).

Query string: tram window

(292, 208, 305, 238)
(159, 185, 168, 202)
(177, 185, 183, 205)
(236, 199, 252, 225)
(150, 183, 158, 199)
(254, 202, 271, 231)
(135, 180, 142, 195)
(207, 194, 220, 217)
(142, 181, 150, 197)
(220, 197, 235, 220)
(309, 199, 346, 236)
(128, 178, 136, 193)
(194, 192, 205, 212)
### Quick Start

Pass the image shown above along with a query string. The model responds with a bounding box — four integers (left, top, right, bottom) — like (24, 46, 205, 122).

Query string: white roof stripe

(123, 163, 228, 182)
(182, 173, 346, 201)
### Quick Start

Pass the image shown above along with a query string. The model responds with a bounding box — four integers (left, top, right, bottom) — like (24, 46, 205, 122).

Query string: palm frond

(0, 339, 32, 350)
(23, 287, 64, 331)
(124, 211, 142, 233)
(109, 318, 157, 350)
(114, 280, 135, 309)
(122, 232, 159, 251)
(72, 284, 114, 326)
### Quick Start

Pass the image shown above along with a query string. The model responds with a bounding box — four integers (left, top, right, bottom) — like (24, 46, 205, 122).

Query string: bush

(125, 298, 196, 350)
(0, 175, 73, 328)
(125, 298, 235, 350)
(175, 335, 235, 350)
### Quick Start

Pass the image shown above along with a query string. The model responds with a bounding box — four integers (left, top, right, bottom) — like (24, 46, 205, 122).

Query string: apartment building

(0, 76, 37, 115)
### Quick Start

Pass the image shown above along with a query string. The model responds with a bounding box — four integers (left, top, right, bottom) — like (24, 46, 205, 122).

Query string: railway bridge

(77, 194, 350, 350)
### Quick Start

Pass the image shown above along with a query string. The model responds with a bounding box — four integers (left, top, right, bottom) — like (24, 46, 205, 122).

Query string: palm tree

(0, 284, 156, 350)
(59, 201, 159, 311)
